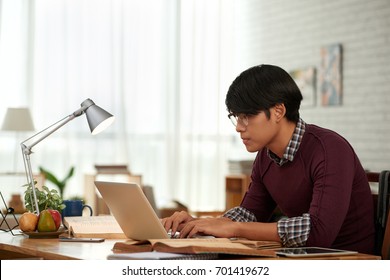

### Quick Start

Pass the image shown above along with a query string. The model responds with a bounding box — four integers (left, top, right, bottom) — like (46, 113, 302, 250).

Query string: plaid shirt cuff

(222, 206, 257, 222)
(277, 213, 311, 247)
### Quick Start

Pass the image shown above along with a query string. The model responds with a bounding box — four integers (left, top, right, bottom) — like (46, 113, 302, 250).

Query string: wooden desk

(0, 231, 120, 260)
(0, 232, 381, 260)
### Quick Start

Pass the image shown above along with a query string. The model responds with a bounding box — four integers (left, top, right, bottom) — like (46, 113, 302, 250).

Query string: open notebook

(94, 181, 170, 240)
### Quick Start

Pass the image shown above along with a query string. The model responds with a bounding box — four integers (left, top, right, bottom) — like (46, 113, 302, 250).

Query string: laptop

(94, 181, 170, 240)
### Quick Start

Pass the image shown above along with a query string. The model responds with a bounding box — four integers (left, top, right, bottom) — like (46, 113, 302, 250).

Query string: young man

(162, 64, 375, 254)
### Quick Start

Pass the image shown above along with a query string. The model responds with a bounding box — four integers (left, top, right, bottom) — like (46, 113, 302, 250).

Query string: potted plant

(21, 181, 65, 232)
(39, 166, 75, 199)
(23, 182, 66, 213)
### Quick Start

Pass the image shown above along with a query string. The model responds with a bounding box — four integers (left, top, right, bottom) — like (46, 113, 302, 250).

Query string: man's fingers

(161, 211, 193, 234)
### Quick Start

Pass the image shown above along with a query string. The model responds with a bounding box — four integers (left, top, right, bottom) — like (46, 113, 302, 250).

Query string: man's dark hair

(225, 64, 303, 123)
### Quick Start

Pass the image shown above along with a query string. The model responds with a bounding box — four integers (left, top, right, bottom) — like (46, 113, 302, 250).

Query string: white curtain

(0, 0, 244, 211)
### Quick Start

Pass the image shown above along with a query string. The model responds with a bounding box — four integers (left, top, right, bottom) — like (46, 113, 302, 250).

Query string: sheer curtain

(175, 0, 239, 210)
(0, 0, 242, 211)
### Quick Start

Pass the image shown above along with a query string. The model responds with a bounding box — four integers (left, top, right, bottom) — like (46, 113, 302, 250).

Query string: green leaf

(39, 167, 62, 187)
(61, 166, 75, 185)
(38, 166, 75, 199)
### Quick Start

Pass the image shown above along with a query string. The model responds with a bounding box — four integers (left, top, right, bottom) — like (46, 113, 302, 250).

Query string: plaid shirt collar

(267, 118, 306, 166)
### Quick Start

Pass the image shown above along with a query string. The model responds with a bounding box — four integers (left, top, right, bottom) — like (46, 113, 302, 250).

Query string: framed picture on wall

(290, 66, 316, 108)
(319, 44, 343, 106)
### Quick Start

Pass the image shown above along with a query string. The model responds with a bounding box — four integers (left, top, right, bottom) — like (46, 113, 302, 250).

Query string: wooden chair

(382, 207, 390, 259)
(366, 172, 380, 218)
(366, 171, 390, 259)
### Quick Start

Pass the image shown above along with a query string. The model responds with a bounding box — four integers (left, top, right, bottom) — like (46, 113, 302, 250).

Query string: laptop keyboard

(167, 230, 180, 239)
(167, 230, 215, 239)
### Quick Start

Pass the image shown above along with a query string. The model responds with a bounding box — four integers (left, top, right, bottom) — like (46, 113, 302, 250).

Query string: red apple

(47, 209, 62, 230)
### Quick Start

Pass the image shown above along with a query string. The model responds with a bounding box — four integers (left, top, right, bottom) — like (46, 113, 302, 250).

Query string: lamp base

(0, 192, 20, 235)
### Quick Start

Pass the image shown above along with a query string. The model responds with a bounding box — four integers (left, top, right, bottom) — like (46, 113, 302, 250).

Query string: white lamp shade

(1, 107, 35, 131)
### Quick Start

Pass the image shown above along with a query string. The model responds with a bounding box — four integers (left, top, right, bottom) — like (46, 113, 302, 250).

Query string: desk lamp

(21, 98, 114, 214)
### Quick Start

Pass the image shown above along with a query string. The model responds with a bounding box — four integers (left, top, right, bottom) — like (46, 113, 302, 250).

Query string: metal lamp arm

(21, 106, 87, 156)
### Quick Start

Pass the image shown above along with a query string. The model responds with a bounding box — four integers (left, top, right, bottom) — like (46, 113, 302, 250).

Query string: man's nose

(235, 122, 246, 133)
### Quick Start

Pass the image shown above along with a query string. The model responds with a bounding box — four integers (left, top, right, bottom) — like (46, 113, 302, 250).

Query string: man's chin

(244, 144, 263, 153)
(245, 146, 258, 153)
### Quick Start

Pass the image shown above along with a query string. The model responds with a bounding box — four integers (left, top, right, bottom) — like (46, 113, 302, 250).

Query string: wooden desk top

(0, 231, 120, 260)
(0, 231, 381, 260)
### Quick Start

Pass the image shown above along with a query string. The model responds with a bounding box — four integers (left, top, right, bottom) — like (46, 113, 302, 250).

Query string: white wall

(233, 0, 390, 171)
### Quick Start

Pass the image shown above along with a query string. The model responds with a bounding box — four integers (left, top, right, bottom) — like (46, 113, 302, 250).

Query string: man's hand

(161, 211, 195, 235)
(162, 211, 239, 239)
(178, 217, 236, 238)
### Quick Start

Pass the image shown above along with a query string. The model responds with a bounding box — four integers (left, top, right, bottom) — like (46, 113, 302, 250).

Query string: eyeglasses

(228, 113, 249, 127)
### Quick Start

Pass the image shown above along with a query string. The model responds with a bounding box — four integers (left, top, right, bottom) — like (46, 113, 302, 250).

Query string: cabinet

(225, 174, 251, 210)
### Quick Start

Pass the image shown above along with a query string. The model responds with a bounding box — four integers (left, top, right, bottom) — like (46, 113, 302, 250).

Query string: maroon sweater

(241, 124, 375, 254)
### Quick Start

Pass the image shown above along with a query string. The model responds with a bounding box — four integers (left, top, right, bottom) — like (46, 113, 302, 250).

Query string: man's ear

(273, 104, 286, 122)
